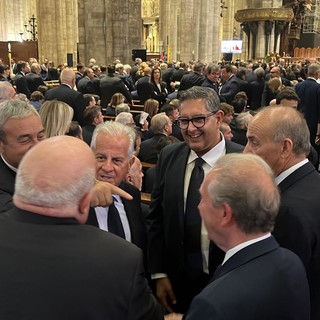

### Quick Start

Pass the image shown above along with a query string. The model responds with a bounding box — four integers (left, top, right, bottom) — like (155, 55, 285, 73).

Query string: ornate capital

(235, 8, 294, 23)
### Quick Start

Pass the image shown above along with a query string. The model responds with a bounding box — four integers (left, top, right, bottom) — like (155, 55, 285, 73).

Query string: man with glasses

(147, 86, 243, 313)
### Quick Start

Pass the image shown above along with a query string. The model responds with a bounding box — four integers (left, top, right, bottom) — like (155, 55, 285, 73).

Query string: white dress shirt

(94, 194, 132, 242)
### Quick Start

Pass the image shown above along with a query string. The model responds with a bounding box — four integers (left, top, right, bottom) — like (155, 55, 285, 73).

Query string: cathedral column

(37, 0, 78, 66)
(78, 0, 141, 66)
(235, 7, 294, 60)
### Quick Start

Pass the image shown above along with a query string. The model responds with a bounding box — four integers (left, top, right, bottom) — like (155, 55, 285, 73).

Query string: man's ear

(281, 138, 293, 159)
(129, 156, 135, 168)
(77, 192, 92, 224)
(220, 203, 234, 227)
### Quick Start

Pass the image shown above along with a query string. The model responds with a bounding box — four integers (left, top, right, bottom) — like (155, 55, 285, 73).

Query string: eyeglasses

(177, 112, 217, 130)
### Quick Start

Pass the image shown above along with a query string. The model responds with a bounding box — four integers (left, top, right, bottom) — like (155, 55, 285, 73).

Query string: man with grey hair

(138, 112, 172, 164)
(25, 62, 46, 93)
(166, 153, 310, 320)
(115, 111, 135, 126)
(245, 106, 320, 319)
(295, 63, 320, 151)
(201, 63, 221, 94)
(0, 135, 163, 319)
(0, 82, 18, 103)
(147, 86, 243, 313)
(87, 121, 148, 256)
(0, 100, 45, 213)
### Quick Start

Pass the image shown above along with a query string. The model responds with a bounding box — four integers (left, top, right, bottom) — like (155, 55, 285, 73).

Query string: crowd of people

(0, 54, 319, 319)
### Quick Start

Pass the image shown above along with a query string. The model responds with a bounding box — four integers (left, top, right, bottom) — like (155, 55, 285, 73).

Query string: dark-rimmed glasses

(176, 111, 217, 130)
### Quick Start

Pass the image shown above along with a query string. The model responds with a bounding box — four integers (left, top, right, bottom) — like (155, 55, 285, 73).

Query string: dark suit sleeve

(146, 150, 167, 273)
(185, 294, 221, 320)
(74, 93, 86, 126)
(17, 76, 32, 99)
(127, 249, 164, 320)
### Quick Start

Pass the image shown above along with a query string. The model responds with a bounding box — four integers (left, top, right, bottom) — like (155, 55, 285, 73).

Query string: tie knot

(195, 157, 205, 168)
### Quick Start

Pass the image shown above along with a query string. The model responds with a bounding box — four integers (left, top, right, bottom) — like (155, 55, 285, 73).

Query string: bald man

(45, 68, 86, 126)
(0, 136, 162, 319)
(245, 106, 320, 319)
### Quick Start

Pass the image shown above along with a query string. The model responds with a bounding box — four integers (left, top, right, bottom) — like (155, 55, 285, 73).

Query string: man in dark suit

(295, 63, 320, 151)
(77, 67, 96, 94)
(201, 63, 221, 95)
(25, 62, 46, 93)
(139, 113, 172, 164)
(245, 106, 320, 320)
(87, 121, 148, 256)
(147, 87, 243, 313)
(169, 153, 309, 320)
(0, 135, 162, 320)
(0, 100, 45, 213)
(13, 60, 31, 99)
(219, 64, 240, 104)
(75, 63, 85, 86)
(178, 62, 205, 92)
(45, 68, 86, 126)
(100, 64, 132, 107)
(136, 66, 153, 104)
(171, 62, 188, 84)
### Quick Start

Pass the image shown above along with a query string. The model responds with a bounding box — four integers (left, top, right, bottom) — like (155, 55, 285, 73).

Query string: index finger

(111, 184, 133, 200)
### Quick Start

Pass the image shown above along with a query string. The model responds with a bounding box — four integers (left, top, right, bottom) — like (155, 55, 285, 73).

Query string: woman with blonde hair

(39, 100, 74, 138)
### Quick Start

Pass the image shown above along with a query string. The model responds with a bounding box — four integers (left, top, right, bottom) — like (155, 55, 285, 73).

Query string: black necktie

(184, 157, 205, 276)
(107, 198, 125, 239)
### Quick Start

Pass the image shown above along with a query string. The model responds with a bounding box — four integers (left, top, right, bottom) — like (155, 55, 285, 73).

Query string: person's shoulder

(225, 139, 244, 153)
(82, 223, 143, 256)
(119, 181, 140, 198)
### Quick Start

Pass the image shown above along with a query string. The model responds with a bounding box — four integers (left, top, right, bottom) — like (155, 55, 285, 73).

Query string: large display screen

(221, 40, 242, 53)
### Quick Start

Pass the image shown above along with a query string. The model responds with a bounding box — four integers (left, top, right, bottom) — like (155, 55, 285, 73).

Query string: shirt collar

(223, 233, 271, 265)
(275, 159, 308, 185)
(1, 154, 17, 172)
(188, 133, 226, 168)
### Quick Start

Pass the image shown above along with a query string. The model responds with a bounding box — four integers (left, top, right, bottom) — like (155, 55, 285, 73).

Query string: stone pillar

(235, 7, 294, 60)
(37, 0, 78, 66)
(78, 0, 141, 66)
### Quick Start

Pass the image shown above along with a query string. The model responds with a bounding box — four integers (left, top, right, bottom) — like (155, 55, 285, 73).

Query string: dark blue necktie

(184, 157, 205, 276)
(107, 198, 125, 239)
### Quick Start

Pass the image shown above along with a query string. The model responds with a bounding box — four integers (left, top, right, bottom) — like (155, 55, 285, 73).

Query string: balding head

(60, 68, 76, 86)
(244, 106, 310, 175)
(14, 136, 95, 223)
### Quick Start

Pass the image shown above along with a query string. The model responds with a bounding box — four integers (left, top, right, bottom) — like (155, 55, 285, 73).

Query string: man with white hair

(87, 121, 147, 255)
(0, 135, 162, 319)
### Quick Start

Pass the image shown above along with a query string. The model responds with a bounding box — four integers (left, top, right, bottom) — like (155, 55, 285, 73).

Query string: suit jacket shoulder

(186, 237, 310, 320)
(0, 157, 16, 213)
